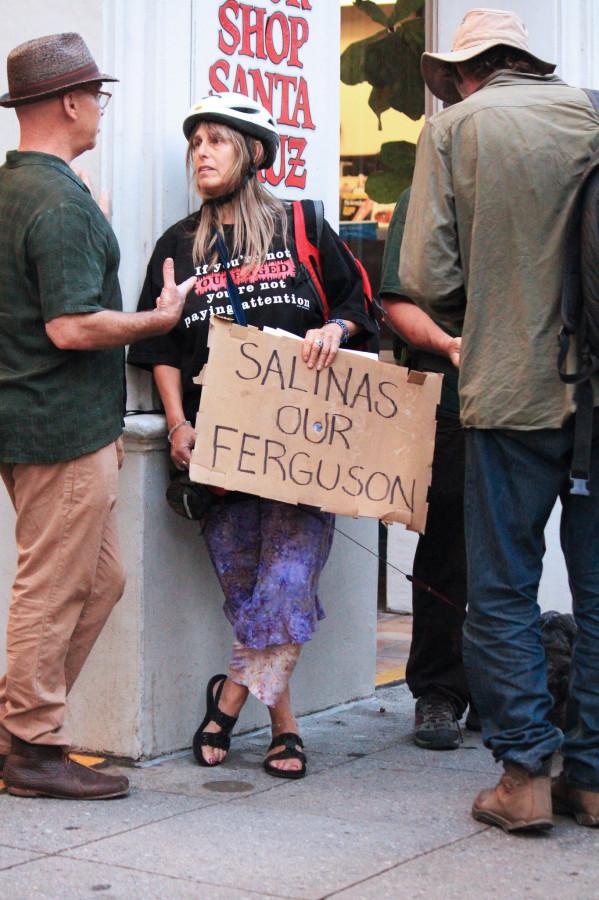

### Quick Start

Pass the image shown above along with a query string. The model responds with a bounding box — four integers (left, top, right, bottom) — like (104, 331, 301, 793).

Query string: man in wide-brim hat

(419, 6, 555, 105)
(0, 32, 194, 800)
(399, 8, 599, 833)
(0, 31, 118, 107)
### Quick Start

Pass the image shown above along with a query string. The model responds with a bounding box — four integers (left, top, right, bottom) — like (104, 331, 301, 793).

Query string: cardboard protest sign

(189, 317, 442, 532)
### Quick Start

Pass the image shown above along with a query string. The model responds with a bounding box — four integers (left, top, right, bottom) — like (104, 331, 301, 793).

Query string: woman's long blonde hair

(187, 121, 287, 273)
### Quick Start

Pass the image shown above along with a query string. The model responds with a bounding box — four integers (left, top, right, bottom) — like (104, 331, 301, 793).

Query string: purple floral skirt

(203, 496, 335, 650)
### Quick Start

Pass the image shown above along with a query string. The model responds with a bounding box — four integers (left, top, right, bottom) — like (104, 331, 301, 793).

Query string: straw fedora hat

(0, 32, 118, 108)
(421, 8, 555, 104)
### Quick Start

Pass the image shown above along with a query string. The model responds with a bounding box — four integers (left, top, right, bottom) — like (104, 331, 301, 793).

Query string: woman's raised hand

(155, 258, 196, 331)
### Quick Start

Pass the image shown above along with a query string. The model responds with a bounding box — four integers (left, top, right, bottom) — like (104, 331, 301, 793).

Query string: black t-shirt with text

(128, 209, 375, 421)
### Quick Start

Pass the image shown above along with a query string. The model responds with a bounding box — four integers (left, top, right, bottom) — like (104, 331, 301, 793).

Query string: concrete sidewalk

(0, 683, 597, 899)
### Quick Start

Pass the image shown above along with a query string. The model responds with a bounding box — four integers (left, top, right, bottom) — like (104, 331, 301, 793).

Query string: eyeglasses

(75, 86, 112, 110)
(96, 90, 112, 111)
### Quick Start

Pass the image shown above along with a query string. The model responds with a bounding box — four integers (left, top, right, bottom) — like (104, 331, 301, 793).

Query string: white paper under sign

(189, 317, 442, 532)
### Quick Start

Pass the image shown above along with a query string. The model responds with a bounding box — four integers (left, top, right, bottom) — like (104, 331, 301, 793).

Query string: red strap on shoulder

(292, 200, 329, 318)
(342, 240, 373, 310)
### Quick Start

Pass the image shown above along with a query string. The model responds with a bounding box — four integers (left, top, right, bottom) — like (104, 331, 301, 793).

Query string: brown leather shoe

(4, 737, 129, 800)
(472, 762, 553, 832)
(552, 774, 599, 827)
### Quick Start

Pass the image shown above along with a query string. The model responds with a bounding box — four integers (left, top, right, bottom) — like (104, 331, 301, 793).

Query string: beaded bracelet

(325, 318, 350, 344)
(167, 420, 191, 443)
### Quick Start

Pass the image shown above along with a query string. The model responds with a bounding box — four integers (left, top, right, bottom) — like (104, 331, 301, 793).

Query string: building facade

(0, 0, 596, 758)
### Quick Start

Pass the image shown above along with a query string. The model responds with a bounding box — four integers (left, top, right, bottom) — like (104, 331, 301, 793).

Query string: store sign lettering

(207, 0, 315, 190)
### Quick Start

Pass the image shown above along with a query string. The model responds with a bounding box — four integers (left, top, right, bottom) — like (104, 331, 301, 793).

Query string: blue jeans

(463, 413, 599, 788)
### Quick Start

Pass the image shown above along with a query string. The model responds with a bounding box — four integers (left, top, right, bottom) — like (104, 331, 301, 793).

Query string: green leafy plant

(364, 140, 416, 203)
(341, 0, 425, 126)
(341, 1, 424, 203)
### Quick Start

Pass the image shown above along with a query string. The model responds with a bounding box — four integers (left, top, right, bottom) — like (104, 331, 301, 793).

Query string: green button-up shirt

(0, 151, 124, 463)
(399, 73, 599, 430)
(380, 187, 460, 418)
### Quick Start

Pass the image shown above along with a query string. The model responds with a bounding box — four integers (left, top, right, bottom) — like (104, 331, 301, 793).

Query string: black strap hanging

(558, 89, 599, 495)
(570, 380, 594, 495)
(213, 233, 247, 326)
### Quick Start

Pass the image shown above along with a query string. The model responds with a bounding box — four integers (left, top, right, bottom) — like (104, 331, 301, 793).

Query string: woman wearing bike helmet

(128, 92, 376, 778)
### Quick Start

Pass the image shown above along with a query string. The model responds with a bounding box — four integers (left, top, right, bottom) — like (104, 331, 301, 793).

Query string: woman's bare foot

(266, 688, 304, 774)
(199, 677, 248, 766)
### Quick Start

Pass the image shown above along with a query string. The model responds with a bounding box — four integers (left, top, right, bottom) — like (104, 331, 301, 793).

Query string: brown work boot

(552, 774, 599, 827)
(4, 737, 129, 800)
(472, 762, 553, 832)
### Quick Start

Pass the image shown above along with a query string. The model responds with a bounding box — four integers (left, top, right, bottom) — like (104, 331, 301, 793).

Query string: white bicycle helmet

(183, 92, 279, 169)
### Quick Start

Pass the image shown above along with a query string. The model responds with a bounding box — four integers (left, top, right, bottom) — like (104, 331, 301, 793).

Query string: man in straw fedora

(0, 32, 194, 799)
(399, 8, 599, 831)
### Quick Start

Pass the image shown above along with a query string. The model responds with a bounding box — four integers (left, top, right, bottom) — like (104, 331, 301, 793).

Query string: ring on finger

(315, 338, 324, 348)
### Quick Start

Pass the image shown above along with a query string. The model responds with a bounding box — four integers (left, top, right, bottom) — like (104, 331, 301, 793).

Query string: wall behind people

(0, 2, 103, 176)
(0, 0, 343, 398)
(0, 0, 379, 758)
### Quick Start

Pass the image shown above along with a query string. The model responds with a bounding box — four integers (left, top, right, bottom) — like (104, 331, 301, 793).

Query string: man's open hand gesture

(155, 258, 196, 332)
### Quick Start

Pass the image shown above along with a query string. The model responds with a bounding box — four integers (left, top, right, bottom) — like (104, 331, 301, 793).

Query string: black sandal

(192, 674, 238, 767)
(263, 732, 306, 780)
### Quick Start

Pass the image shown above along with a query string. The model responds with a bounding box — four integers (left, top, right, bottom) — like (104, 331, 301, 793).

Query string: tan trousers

(0, 441, 125, 751)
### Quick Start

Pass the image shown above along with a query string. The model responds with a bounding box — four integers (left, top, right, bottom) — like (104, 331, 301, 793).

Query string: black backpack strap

(583, 88, 599, 113)
(559, 153, 599, 379)
(300, 199, 325, 248)
(561, 104, 599, 494)
(570, 380, 594, 495)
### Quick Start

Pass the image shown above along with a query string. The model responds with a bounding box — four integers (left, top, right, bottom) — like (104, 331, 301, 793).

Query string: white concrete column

(102, 0, 194, 411)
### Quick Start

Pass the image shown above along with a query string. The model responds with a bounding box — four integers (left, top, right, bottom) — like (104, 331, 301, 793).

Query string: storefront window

(339, 1, 425, 310)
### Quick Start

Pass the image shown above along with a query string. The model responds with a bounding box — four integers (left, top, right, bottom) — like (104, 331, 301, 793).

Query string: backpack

(291, 199, 379, 352)
(558, 88, 599, 495)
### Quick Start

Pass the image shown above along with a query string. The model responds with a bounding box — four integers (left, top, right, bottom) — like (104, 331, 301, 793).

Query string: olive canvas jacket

(399, 73, 599, 430)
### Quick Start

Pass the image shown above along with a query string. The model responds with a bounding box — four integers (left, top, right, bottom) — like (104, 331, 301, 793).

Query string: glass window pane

(340, 0, 425, 353)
